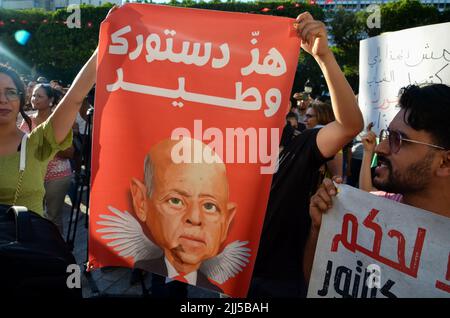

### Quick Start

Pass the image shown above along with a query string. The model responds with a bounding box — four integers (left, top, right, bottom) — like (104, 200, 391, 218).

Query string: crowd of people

(3, 74, 92, 235)
(0, 45, 96, 229)
(0, 7, 448, 298)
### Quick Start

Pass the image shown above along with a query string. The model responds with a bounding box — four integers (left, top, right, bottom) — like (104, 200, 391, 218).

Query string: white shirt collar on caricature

(164, 256, 197, 285)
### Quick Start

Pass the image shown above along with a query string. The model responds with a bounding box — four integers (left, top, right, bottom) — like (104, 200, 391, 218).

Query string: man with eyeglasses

(303, 83, 450, 284)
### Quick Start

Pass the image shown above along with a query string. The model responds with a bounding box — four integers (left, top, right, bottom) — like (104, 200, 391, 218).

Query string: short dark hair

(34, 83, 62, 106)
(286, 112, 297, 120)
(398, 84, 450, 149)
(316, 95, 331, 104)
(50, 79, 62, 85)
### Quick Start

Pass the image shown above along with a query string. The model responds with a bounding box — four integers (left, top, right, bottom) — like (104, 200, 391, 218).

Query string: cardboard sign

(359, 22, 450, 133)
(308, 185, 450, 298)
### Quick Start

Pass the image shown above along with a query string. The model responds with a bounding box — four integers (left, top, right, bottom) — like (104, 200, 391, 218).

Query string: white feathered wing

(96, 205, 163, 262)
(200, 240, 251, 284)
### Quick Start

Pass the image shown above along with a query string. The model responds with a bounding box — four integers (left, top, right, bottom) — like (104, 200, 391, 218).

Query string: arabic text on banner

(358, 22, 450, 134)
(88, 3, 300, 297)
(308, 185, 450, 298)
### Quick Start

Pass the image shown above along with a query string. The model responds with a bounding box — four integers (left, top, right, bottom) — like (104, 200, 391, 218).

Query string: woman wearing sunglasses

(0, 51, 97, 216)
(304, 101, 344, 183)
(0, 6, 120, 216)
(0, 2, 120, 215)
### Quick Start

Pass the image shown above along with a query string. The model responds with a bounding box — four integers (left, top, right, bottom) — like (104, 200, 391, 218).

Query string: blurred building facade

(314, 0, 449, 12)
(1, 0, 449, 12)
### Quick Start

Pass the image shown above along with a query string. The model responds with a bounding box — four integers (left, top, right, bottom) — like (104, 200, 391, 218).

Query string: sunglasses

(379, 129, 446, 154)
(305, 114, 316, 119)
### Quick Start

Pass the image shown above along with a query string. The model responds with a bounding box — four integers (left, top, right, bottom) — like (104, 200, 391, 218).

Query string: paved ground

(61, 189, 219, 298)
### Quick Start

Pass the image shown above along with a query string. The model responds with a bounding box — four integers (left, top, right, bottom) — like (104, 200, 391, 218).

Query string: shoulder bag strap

(13, 133, 29, 205)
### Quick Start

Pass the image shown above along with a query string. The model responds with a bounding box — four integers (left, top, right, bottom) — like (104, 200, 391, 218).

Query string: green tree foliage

(440, 8, 450, 23)
(183, 1, 323, 20)
(0, 8, 47, 76)
(0, 2, 323, 92)
(0, 1, 448, 92)
(358, 0, 442, 38)
(27, 5, 109, 83)
(327, 7, 366, 90)
(0, 5, 111, 83)
(335, 0, 448, 91)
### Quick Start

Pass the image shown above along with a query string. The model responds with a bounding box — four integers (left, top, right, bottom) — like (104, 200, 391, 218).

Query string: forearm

(345, 148, 353, 177)
(303, 226, 320, 284)
(50, 49, 98, 144)
(359, 151, 375, 192)
(327, 152, 343, 177)
(315, 52, 363, 158)
(316, 52, 363, 134)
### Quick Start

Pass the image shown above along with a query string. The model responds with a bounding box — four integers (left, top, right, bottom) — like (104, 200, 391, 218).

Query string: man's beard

(373, 151, 435, 195)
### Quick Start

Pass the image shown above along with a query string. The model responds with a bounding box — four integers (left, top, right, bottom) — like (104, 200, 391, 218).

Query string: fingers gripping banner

(308, 185, 450, 298)
(89, 4, 300, 297)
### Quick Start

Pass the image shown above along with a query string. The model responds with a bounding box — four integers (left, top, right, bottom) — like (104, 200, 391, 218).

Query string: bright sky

(123, 0, 255, 3)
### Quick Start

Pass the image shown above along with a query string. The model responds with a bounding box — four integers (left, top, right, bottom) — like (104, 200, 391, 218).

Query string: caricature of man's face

(131, 139, 236, 273)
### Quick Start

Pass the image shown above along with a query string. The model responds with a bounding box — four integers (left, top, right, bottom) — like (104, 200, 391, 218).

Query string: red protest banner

(89, 3, 300, 297)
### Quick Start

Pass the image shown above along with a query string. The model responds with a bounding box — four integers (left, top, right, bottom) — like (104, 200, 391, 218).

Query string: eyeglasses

(379, 129, 446, 154)
(305, 114, 316, 119)
(0, 89, 21, 102)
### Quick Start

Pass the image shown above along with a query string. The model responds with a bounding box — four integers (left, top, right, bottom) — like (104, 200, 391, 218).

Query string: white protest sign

(307, 185, 450, 298)
(358, 22, 450, 133)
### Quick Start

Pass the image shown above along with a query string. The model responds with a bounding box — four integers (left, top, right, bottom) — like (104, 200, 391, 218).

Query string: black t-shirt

(253, 128, 330, 284)
(280, 123, 306, 149)
(280, 124, 295, 148)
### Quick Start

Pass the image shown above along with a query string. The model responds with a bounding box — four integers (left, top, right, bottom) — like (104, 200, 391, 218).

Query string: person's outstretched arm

(295, 13, 364, 158)
(326, 151, 343, 177)
(49, 5, 119, 144)
(49, 49, 98, 144)
(359, 125, 377, 192)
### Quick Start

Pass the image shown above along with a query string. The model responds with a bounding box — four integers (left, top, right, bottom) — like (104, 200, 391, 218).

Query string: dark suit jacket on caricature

(135, 257, 223, 293)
